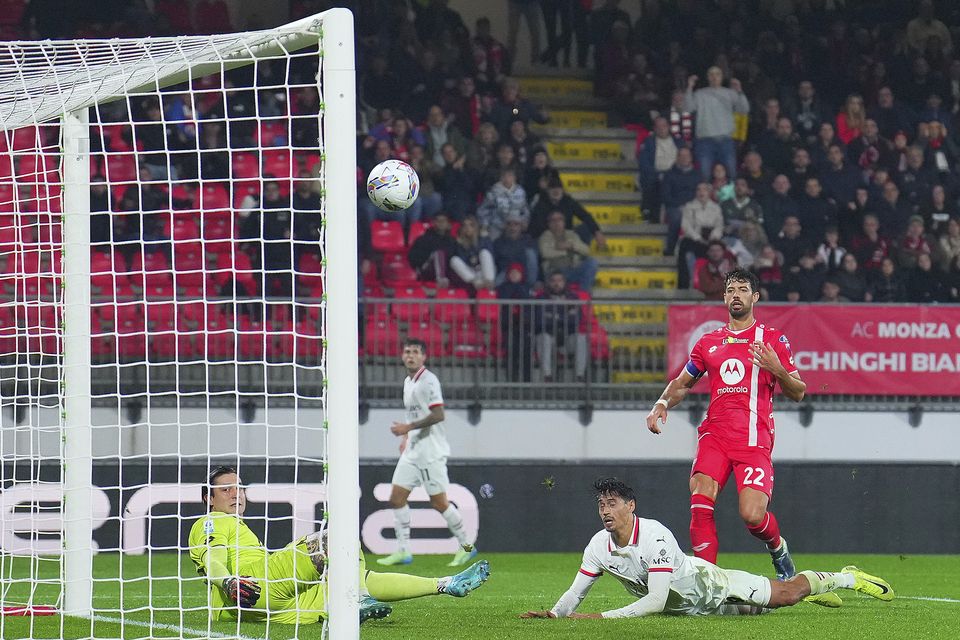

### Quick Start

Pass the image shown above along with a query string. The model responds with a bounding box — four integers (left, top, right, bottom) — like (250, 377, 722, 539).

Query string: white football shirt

(400, 366, 449, 465)
(576, 516, 735, 616)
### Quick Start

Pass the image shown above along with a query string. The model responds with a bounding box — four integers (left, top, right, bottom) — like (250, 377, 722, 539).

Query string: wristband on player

(654, 399, 669, 409)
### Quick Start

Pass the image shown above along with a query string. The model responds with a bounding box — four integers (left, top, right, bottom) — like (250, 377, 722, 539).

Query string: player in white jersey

(522, 478, 894, 620)
(377, 338, 478, 568)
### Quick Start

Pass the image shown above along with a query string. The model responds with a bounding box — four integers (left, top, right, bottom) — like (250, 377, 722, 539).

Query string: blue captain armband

(684, 360, 703, 378)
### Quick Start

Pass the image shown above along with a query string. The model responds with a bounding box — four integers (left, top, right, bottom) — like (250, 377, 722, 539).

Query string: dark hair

(546, 176, 563, 189)
(403, 337, 428, 354)
(723, 268, 760, 293)
(202, 465, 240, 506)
(706, 239, 727, 251)
(593, 477, 636, 504)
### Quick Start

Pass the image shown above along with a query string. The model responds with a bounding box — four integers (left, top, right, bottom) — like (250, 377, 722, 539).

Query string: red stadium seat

(589, 324, 610, 360)
(434, 287, 471, 324)
(194, 182, 231, 210)
(232, 180, 260, 209)
(380, 255, 418, 288)
(295, 320, 322, 362)
(364, 318, 401, 356)
(370, 220, 405, 254)
(231, 152, 260, 179)
(263, 149, 292, 178)
(164, 213, 201, 241)
(256, 120, 289, 147)
(407, 221, 429, 247)
(129, 251, 172, 289)
(202, 210, 235, 241)
(104, 153, 137, 184)
(475, 288, 499, 325)
(449, 319, 488, 359)
(237, 316, 266, 360)
(392, 285, 429, 322)
(406, 320, 447, 357)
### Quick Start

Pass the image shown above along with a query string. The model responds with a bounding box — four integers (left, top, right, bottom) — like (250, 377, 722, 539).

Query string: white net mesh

(0, 10, 356, 639)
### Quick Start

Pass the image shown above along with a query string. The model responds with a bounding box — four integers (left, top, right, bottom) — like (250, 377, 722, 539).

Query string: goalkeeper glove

(222, 576, 261, 608)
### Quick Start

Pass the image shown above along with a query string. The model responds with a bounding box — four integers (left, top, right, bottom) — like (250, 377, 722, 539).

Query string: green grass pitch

(2, 552, 957, 639)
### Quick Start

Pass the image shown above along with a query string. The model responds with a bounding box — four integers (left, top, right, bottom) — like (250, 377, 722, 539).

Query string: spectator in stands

(660, 147, 699, 255)
(737, 220, 768, 265)
(797, 177, 838, 243)
(836, 94, 866, 145)
(424, 105, 468, 168)
(258, 180, 294, 298)
(786, 80, 829, 145)
(407, 144, 444, 221)
(466, 122, 500, 178)
(507, 119, 540, 168)
(898, 146, 937, 213)
(494, 214, 538, 287)
(487, 78, 548, 138)
(787, 148, 817, 197)
(119, 165, 167, 251)
(869, 257, 908, 303)
(523, 147, 560, 205)
(773, 215, 808, 273)
(535, 270, 587, 383)
(908, 252, 949, 302)
(750, 97, 781, 143)
(436, 143, 478, 221)
(721, 178, 763, 237)
(938, 217, 960, 269)
(756, 116, 801, 175)
(383, 116, 424, 163)
(360, 55, 403, 114)
(710, 163, 734, 203)
(473, 16, 510, 80)
(637, 116, 679, 218)
(834, 252, 871, 302)
(408, 212, 458, 288)
(819, 279, 849, 303)
(695, 240, 735, 301)
(594, 18, 633, 100)
(90, 175, 111, 247)
(897, 215, 934, 271)
(482, 143, 523, 192)
(496, 262, 533, 382)
(906, 0, 953, 54)
(752, 244, 784, 300)
(684, 67, 750, 180)
(443, 76, 483, 139)
(946, 59, 960, 116)
(874, 180, 912, 237)
(678, 183, 723, 289)
(849, 213, 891, 273)
(292, 172, 322, 270)
(819, 144, 862, 211)
(506, 0, 542, 67)
(478, 167, 529, 240)
(760, 175, 799, 240)
(784, 252, 826, 302)
(902, 58, 944, 112)
(538, 210, 598, 293)
(667, 89, 694, 145)
(740, 151, 774, 200)
(449, 214, 496, 291)
(815, 226, 847, 273)
(846, 119, 894, 175)
(529, 177, 605, 248)
(924, 121, 958, 174)
(922, 184, 956, 236)
(810, 121, 840, 170)
(868, 87, 915, 141)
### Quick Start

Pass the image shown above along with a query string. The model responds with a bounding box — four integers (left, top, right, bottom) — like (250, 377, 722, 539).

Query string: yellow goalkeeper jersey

(188, 511, 269, 579)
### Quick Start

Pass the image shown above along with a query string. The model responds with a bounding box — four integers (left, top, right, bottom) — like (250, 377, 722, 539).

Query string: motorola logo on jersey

(719, 358, 745, 385)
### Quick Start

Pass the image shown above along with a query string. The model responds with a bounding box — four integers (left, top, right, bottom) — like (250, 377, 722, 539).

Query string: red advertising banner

(667, 304, 960, 397)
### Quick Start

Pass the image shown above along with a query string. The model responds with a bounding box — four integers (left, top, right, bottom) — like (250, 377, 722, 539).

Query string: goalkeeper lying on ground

(188, 465, 490, 624)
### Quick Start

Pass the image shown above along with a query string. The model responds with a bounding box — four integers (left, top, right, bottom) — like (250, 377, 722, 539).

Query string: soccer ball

(366, 159, 420, 212)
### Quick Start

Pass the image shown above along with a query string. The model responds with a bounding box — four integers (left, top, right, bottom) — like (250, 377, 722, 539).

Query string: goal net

(0, 8, 358, 640)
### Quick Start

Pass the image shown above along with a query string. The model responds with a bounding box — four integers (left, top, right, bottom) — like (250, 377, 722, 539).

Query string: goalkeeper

(188, 466, 490, 624)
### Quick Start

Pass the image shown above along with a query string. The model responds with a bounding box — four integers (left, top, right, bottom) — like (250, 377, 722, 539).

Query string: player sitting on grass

(522, 478, 894, 620)
(188, 466, 490, 624)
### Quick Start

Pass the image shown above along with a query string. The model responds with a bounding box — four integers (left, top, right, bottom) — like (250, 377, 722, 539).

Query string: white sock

(393, 505, 411, 554)
(441, 505, 470, 547)
(801, 570, 854, 594)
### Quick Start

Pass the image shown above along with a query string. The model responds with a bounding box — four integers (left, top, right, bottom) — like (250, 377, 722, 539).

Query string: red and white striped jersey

(685, 320, 797, 448)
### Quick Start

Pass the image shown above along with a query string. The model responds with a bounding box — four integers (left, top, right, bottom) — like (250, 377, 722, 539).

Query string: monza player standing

(645, 268, 840, 607)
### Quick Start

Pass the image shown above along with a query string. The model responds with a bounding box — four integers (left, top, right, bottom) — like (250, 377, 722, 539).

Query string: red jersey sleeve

(685, 336, 707, 378)
(771, 331, 798, 375)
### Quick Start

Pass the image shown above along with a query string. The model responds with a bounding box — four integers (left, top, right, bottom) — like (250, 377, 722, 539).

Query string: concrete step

(519, 76, 594, 100)
(540, 109, 608, 129)
(596, 255, 675, 268)
(593, 302, 667, 325)
(540, 95, 609, 109)
(585, 204, 643, 226)
(546, 140, 627, 162)
(596, 269, 677, 290)
(577, 191, 642, 204)
(591, 288, 704, 301)
(534, 126, 634, 140)
(559, 171, 637, 194)
(553, 158, 637, 171)
(601, 223, 667, 235)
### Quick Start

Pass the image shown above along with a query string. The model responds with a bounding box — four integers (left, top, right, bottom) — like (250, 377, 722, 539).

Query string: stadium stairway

(522, 74, 704, 384)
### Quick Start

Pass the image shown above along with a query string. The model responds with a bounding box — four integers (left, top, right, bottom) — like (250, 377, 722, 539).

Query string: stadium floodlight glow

(0, 8, 358, 639)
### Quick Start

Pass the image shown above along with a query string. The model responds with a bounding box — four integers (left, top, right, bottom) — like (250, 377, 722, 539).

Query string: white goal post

(0, 7, 358, 639)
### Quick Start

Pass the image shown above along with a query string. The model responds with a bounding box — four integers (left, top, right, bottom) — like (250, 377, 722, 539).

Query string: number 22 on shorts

(743, 466, 765, 487)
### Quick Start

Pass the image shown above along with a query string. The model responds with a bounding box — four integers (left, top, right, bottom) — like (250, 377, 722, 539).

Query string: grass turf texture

(1, 553, 957, 639)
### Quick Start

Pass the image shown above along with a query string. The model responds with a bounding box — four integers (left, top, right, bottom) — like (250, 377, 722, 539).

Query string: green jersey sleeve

(188, 512, 237, 576)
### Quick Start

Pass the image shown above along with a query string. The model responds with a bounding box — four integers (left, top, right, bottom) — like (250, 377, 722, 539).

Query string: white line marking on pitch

(898, 596, 960, 603)
(89, 614, 273, 640)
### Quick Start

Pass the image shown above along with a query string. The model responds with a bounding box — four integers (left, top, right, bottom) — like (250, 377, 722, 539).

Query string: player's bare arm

(391, 405, 445, 436)
(646, 369, 698, 434)
(751, 342, 806, 402)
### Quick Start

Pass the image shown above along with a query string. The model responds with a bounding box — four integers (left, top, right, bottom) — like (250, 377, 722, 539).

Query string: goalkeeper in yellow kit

(188, 466, 490, 624)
